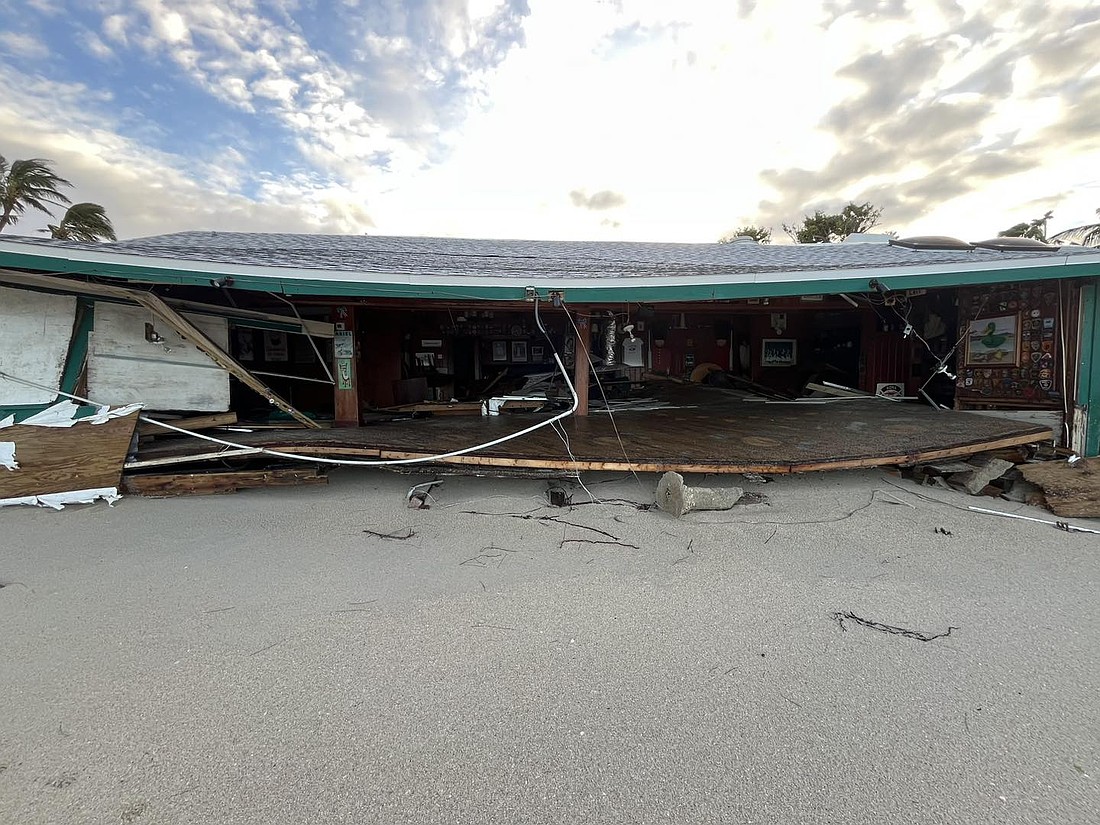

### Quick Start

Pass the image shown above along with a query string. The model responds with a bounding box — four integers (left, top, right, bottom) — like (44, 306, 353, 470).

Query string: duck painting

(978, 321, 1008, 350)
(966, 315, 1018, 366)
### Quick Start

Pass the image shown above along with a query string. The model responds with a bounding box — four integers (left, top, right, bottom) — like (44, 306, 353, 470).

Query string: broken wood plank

(0, 411, 138, 499)
(138, 412, 238, 437)
(805, 382, 869, 398)
(124, 447, 264, 470)
(122, 467, 327, 497)
(1018, 458, 1100, 517)
(384, 402, 484, 415)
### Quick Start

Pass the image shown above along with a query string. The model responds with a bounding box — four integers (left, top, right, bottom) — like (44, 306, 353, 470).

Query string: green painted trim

(58, 299, 94, 396)
(2, 247, 1099, 303)
(1079, 279, 1100, 457)
(0, 403, 100, 424)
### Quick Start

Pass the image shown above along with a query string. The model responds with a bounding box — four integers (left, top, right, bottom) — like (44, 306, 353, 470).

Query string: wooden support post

(574, 309, 591, 417)
(333, 305, 360, 427)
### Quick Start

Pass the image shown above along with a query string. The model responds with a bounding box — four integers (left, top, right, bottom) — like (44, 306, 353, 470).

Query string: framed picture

(964, 313, 1020, 367)
(492, 340, 508, 362)
(235, 329, 255, 362)
(263, 331, 289, 362)
(511, 340, 528, 362)
(761, 338, 797, 367)
(531, 345, 545, 362)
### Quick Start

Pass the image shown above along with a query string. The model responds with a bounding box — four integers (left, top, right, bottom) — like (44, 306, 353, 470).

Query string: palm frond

(0, 157, 73, 230)
(47, 202, 117, 242)
(1049, 210, 1100, 247)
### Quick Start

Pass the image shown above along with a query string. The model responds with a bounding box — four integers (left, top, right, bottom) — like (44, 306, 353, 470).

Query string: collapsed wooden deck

(132, 387, 1051, 475)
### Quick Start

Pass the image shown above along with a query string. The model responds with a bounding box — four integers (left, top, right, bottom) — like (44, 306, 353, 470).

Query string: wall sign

(337, 357, 353, 390)
(334, 330, 355, 359)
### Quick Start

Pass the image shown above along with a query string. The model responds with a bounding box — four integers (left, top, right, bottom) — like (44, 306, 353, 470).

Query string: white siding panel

(0, 287, 77, 405)
(87, 303, 230, 411)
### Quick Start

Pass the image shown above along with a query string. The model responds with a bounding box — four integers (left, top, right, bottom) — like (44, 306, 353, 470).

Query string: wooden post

(574, 309, 591, 416)
(333, 305, 360, 427)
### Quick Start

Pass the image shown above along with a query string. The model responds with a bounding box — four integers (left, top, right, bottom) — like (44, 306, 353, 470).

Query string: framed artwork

(761, 338, 797, 367)
(492, 340, 508, 362)
(511, 340, 528, 362)
(964, 313, 1020, 366)
(264, 331, 288, 362)
(235, 329, 255, 361)
(531, 345, 545, 362)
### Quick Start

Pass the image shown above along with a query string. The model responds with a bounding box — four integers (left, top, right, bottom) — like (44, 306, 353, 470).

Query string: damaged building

(1, 230, 1099, 502)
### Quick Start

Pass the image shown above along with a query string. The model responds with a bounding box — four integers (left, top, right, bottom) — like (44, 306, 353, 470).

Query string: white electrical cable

(534, 296, 601, 501)
(559, 300, 644, 490)
(0, 353, 579, 469)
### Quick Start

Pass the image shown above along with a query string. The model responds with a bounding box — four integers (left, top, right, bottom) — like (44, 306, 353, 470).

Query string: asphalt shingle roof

(4, 231, 1095, 280)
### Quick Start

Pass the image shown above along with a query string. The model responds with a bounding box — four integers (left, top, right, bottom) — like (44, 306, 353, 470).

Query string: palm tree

(1049, 208, 1100, 247)
(0, 155, 73, 233)
(44, 202, 117, 242)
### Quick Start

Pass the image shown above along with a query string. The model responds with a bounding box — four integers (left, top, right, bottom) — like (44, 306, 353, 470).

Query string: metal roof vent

(889, 235, 974, 251)
(840, 233, 893, 244)
(727, 235, 760, 244)
(972, 237, 1060, 252)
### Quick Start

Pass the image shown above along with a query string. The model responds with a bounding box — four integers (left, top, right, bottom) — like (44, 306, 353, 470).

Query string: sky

(0, 0, 1098, 243)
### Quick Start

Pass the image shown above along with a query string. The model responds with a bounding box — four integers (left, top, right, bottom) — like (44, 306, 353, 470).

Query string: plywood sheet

(0, 287, 76, 405)
(1018, 458, 1100, 517)
(87, 303, 230, 410)
(0, 411, 138, 498)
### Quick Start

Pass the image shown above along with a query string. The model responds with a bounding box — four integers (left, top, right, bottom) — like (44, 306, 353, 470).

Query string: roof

(1, 231, 1098, 302)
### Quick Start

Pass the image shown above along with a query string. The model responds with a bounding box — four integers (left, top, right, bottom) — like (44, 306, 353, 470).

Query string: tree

(0, 153, 116, 242)
(719, 225, 772, 244)
(782, 201, 883, 243)
(0, 155, 74, 233)
(1049, 208, 1100, 247)
(998, 210, 1052, 242)
(44, 202, 117, 243)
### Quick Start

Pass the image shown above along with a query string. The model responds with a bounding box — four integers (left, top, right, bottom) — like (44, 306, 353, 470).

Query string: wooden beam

(122, 467, 327, 497)
(124, 448, 265, 470)
(333, 304, 361, 427)
(573, 309, 591, 417)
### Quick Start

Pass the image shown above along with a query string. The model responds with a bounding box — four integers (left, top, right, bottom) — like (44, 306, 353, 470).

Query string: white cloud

(0, 31, 49, 59)
(0, 66, 374, 238)
(77, 28, 116, 61)
(102, 14, 129, 46)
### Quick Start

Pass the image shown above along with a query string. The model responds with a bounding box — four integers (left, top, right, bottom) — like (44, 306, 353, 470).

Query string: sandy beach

(1, 468, 1097, 824)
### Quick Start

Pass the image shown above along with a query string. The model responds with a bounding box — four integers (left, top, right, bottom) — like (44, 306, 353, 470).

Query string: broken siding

(87, 303, 231, 410)
(0, 286, 77, 405)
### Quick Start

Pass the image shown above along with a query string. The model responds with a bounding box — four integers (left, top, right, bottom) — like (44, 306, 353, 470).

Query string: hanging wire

(558, 298, 647, 495)
(267, 292, 335, 384)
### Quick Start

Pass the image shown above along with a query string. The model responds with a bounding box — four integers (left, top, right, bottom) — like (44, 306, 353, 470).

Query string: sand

(0, 468, 1097, 824)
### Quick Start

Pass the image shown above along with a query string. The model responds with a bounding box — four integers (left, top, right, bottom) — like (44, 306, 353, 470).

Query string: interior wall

(954, 282, 1067, 409)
